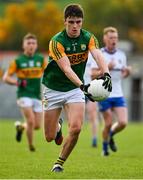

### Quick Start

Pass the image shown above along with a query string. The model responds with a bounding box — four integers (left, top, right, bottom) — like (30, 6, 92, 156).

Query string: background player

(3, 33, 47, 151)
(84, 52, 99, 147)
(94, 27, 132, 156)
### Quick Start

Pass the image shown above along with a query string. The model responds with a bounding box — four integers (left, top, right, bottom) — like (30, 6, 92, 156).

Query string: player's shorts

(85, 96, 93, 104)
(17, 97, 42, 112)
(98, 97, 126, 112)
(43, 87, 85, 111)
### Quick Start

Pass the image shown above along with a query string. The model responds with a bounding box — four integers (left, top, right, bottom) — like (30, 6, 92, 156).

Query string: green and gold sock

(55, 157, 65, 166)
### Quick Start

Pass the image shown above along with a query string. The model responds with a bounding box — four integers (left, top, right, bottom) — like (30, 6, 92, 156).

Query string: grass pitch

(0, 119, 143, 179)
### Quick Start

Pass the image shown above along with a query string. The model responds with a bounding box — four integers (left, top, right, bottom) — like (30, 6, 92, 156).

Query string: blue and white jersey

(101, 47, 127, 97)
(84, 52, 97, 84)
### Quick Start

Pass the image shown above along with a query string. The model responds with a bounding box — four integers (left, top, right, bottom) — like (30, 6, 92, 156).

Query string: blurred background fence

(0, 0, 143, 121)
(0, 51, 143, 121)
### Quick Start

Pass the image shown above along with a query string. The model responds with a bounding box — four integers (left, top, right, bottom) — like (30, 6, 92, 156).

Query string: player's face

(104, 32, 118, 50)
(23, 38, 38, 56)
(64, 16, 83, 38)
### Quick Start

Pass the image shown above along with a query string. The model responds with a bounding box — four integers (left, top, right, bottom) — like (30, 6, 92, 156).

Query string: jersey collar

(104, 47, 117, 54)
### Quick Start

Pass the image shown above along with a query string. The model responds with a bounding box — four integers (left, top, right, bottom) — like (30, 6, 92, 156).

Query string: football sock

(93, 136, 97, 141)
(103, 141, 108, 152)
(92, 137, 97, 146)
(109, 130, 115, 137)
(55, 157, 65, 166)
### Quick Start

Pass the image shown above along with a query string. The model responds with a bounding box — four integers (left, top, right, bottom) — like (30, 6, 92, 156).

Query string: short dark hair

(64, 4, 84, 20)
(23, 33, 37, 41)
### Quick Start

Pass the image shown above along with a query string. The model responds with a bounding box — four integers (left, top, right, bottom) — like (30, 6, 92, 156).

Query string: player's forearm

(3, 73, 17, 86)
(91, 49, 109, 74)
(96, 50, 109, 73)
(122, 66, 132, 78)
(126, 66, 132, 76)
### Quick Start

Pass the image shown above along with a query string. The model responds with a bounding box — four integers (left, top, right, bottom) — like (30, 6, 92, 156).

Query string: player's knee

(27, 120, 34, 127)
(45, 130, 56, 142)
(70, 126, 81, 136)
(105, 122, 112, 129)
(45, 134, 54, 142)
(119, 121, 128, 128)
(34, 124, 40, 130)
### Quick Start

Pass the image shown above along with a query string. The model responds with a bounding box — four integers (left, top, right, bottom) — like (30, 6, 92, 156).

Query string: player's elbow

(2, 73, 7, 82)
(124, 66, 132, 78)
(127, 66, 132, 73)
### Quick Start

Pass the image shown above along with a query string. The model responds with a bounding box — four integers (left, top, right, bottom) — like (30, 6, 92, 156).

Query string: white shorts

(43, 87, 85, 111)
(17, 97, 42, 112)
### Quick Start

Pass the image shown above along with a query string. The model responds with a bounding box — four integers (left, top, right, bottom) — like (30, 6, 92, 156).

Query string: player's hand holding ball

(80, 84, 95, 102)
(80, 72, 112, 102)
(99, 72, 112, 92)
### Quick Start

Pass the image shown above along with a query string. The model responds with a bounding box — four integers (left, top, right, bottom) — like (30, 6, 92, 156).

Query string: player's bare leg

(109, 107, 128, 152)
(34, 112, 42, 130)
(102, 109, 112, 156)
(44, 108, 62, 143)
(51, 103, 85, 172)
(44, 108, 64, 172)
(21, 107, 36, 151)
(61, 103, 84, 158)
(86, 101, 98, 147)
(111, 107, 128, 133)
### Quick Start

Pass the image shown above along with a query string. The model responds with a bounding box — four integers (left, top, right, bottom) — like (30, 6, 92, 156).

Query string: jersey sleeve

(88, 35, 99, 50)
(49, 40, 66, 61)
(42, 58, 48, 70)
(7, 60, 17, 75)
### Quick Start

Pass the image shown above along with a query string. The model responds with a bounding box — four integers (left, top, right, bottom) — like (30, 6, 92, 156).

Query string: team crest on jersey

(81, 44, 86, 51)
(66, 47, 71, 51)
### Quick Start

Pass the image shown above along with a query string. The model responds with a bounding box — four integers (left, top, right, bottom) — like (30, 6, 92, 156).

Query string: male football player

(42, 4, 112, 172)
(3, 33, 47, 151)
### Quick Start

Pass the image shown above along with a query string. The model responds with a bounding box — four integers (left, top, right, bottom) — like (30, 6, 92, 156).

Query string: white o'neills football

(88, 79, 110, 102)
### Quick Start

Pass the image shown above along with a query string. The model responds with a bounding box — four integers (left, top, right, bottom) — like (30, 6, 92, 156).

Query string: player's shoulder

(34, 53, 44, 60)
(51, 29, 94, 41)
(116, 48, 126, 59)
(116, 48, 125, 54)
(101, 47, 126, 56)
(51, 31, 64, 42)
(15, 53, 24, 62)
(101, 47, 105, 52)
(81, 29, 94, 39)
(81, 29, 99, 48)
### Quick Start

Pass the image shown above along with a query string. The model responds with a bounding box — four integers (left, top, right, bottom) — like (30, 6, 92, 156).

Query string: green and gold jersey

(8, 53, 47, 99)
(42, 29, 99, 92)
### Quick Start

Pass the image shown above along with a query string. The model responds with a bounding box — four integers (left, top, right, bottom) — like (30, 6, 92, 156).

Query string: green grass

(0, 119, 143, 179)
